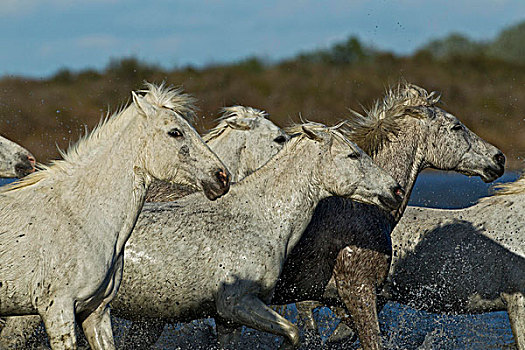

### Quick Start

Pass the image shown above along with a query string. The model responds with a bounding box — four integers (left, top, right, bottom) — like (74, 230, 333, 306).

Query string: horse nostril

(494, 152, 505, 167)
(215, 170, 229, 188)
(28, 155, 36, 167)
(393, 186, 405, 201)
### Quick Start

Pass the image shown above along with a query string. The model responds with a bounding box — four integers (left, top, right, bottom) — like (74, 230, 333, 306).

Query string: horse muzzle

(379, 185, 405, 211)
(201, 169, 231, 200)
(15, 153, 36, 178)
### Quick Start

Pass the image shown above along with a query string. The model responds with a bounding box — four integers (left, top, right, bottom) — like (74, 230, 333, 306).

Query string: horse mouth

(201, 172, 230, 200)
(202, 186, 228, 200)
(15, 162, 35, 178)
(378, 194, 401, 211)
(377, 186, 404, 211)
(481, 165, 505, 183)
(458, 164, 504, 184)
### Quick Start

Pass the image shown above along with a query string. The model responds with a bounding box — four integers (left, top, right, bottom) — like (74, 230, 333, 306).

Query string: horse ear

(132, 91, 157, 117)
(225, 118, 252, 130)
(302, 125, 324, 142)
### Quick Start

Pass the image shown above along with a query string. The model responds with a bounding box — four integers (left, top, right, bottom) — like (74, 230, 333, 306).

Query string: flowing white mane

(140, 82, 196, 120)
(346, 82, 441, 155)
(203, 106, 268, 142)
(284, 121, 359, 152)
(2, 83, 195, 193)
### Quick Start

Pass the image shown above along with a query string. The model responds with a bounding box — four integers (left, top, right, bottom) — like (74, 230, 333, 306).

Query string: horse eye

(347, 152, 360, 159)
(274, 135, 287, 144)
(168, 128, 183, 138)
(451, 124, 462, 131)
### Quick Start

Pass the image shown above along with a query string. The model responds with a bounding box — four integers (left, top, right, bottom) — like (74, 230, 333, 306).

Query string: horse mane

(140, 82, 196, 121)
(2, 82, 195, 193)
(346, 82, 441, 155)
(284, 120, 359, 152)
(203, 106, 268, 142)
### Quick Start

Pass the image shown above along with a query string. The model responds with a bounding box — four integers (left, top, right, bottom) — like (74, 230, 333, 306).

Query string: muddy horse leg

(79, 255, 126, 350)
(78, 302, 115, 350)
(217, 292, 300, 349)
(295, 301, 321, 332)
(503, 292, 525, 350)
(322, 276, 358, 344)
(326, 306, 358, 344)
(39, 298, 77, 350)
(332, 246, 390, 350)
(80, 306, 115, 349)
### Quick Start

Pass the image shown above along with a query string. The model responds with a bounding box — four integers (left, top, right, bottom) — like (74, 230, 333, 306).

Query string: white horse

(383, 175, 525, 349)
(146, 105, 288, 201)
(0, 135, 35, 178)
(0, 83, 230, 350)
(0, 105, 289, 348)
(271, 83, 505, 349)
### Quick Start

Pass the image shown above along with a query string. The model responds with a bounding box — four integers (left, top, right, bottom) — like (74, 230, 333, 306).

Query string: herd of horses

(0, 82, 521, 350)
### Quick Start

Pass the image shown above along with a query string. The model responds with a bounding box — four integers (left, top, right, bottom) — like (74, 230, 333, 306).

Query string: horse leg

(332, 246, 390, 350)
(39, 298, 77, 350)
(79, 255, 125, 350)
(295, 301, 321, 332)
(321, 276, 358, 344)
(119, 319, 165, 350)
(326, 306, 357, 344)
(503, 292, 525, 350)
(216, 292, 300, 349)
(0, 315, 42, 349)
(78, 303, 115, 350)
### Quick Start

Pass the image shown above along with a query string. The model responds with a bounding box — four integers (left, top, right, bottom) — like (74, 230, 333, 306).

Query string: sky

(1, 0, 525, 78)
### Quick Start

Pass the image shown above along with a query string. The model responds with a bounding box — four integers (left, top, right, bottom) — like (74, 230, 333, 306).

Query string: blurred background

(1, 0, 524, 167)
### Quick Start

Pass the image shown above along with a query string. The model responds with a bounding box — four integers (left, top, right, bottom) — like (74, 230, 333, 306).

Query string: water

(4, 170, 520, 349)
(408, 170, 520, 209)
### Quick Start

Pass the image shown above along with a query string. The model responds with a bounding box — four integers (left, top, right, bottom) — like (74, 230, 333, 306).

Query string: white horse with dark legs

(146, 105, 288, 202)
(0, 83, 230, 350)
(84, 122, 402, 350)
(269, 84, 505, 350)
(0, 135, 35, 178)
(0, 105, 289, 349)
(381, 177, 524, 349)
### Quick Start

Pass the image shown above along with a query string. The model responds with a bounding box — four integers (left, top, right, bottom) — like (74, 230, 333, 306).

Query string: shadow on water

(384, 219, 522, 349)
(391, 220, 525, 313)
(4, 171, 521, 349)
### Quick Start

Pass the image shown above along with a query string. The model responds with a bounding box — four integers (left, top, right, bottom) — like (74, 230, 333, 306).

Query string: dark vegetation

(1, 22, 525, 168)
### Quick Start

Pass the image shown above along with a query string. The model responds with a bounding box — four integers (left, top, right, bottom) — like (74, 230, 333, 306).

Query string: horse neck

(63, 109, 149, 256)
(372, 124, 427, 222)
(206, 129, 243, 182)
(235, 139, 323, 255)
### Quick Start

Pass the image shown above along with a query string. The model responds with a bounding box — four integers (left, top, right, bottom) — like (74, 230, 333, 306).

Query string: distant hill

(417, 20, 525, 63)
(488, 21, 525, 63)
